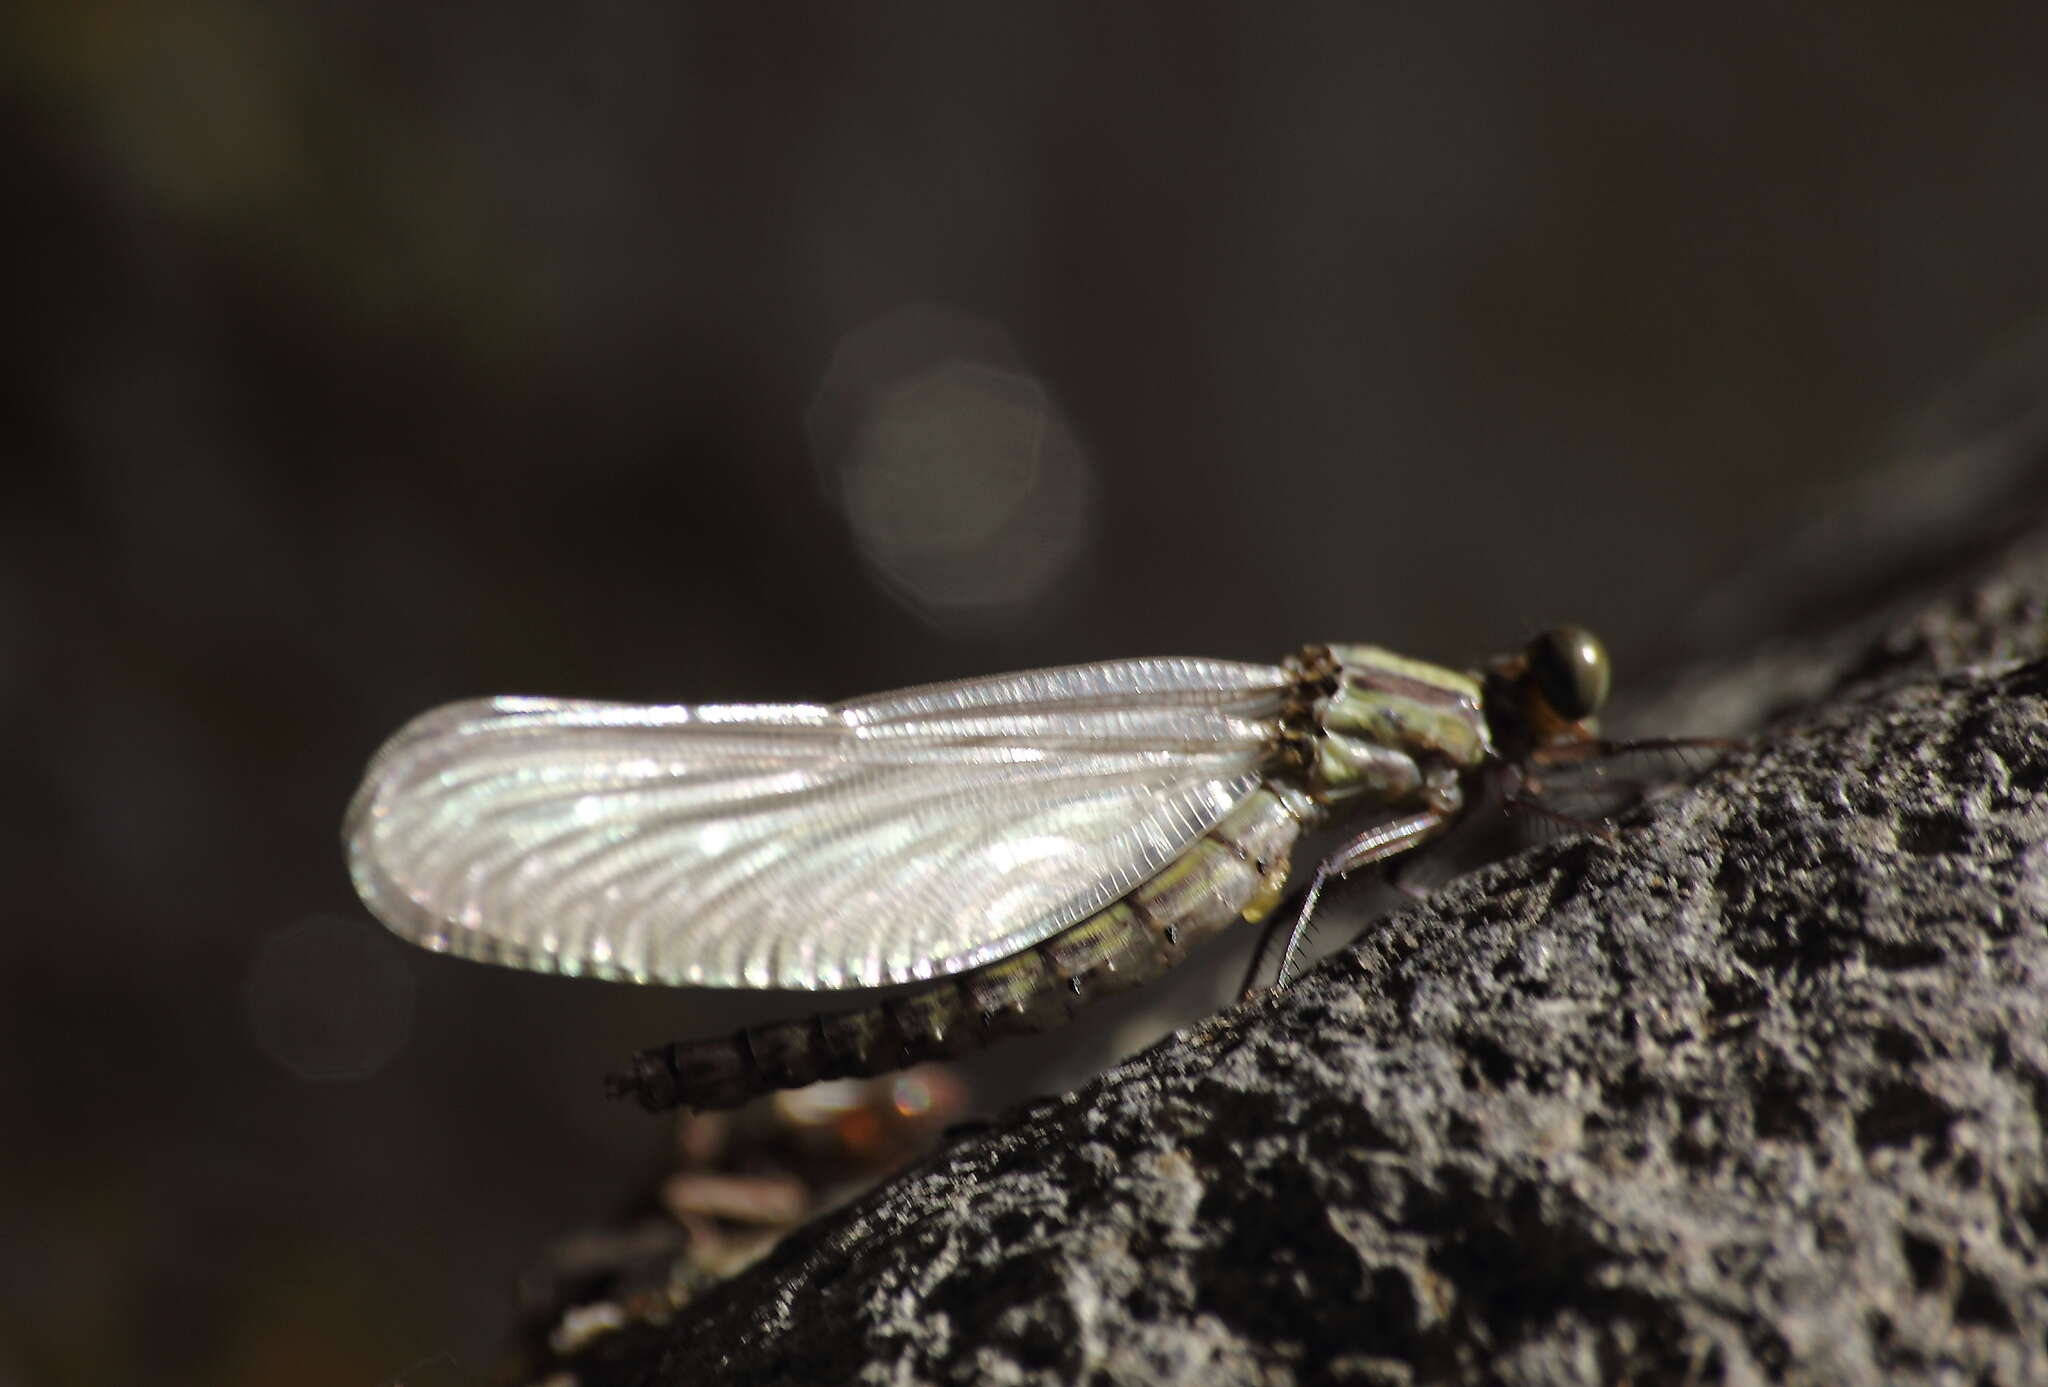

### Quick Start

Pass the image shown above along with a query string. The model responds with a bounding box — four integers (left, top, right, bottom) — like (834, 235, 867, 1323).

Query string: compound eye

(1527, 626, 1611, 722)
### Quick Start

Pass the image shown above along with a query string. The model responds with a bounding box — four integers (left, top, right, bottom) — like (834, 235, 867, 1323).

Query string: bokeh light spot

(807, 304, 1096, 627)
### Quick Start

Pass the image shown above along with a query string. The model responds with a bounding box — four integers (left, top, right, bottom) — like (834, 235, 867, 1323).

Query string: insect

(345, 627, 1709, 1112)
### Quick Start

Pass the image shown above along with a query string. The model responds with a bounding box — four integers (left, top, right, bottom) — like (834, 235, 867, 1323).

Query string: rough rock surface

(563, 491, 2048, 1386)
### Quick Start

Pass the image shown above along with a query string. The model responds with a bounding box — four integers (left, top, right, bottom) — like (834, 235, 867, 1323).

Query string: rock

(558, 449, 2048, 1387)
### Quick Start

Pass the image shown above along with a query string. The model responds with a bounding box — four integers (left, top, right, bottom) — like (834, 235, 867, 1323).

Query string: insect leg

(1500, 791, 1616, 839)
(1530, 735, 1741, 767)
(1240, 805, 1459, 999)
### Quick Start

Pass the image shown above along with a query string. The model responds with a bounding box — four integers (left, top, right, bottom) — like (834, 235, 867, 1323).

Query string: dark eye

(1527, 626, 1611, 722)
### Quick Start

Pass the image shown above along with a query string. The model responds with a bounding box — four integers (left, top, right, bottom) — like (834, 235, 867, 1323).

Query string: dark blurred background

(7, 4, 2048, 1383)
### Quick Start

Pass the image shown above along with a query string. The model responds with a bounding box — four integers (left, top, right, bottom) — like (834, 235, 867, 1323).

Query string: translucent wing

(344, 657, 1292, 990)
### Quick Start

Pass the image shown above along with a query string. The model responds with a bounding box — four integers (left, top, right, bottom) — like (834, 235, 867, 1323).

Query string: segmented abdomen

(609, 782, 1314, 1111)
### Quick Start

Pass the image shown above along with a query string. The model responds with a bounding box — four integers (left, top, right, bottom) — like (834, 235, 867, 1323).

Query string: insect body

(345, 628, 1631, 1111)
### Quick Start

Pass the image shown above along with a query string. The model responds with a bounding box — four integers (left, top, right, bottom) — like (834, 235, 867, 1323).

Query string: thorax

(1298, 644, 1492, 804)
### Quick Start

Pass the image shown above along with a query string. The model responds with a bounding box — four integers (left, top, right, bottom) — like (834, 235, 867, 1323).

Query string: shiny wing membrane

(344, 658, 1292, 990)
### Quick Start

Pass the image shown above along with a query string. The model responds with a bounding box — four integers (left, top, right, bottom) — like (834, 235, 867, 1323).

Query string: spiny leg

(1530, 734, 1741, 768)
(1240, 806, 1459, 999)
(1508, 733, 1742, 843)
(1500, 790, 1616, 839)
(1508, 737, 1720, 834)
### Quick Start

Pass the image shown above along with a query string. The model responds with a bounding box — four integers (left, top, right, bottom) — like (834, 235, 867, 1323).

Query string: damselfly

(344, 628, 1716, 1111)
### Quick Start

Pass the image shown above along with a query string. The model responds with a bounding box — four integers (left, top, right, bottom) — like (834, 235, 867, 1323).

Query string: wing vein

(345, 657, 1292, 989)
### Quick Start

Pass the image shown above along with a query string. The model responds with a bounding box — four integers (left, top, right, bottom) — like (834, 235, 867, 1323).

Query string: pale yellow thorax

(1309, 645, 1492, 802)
